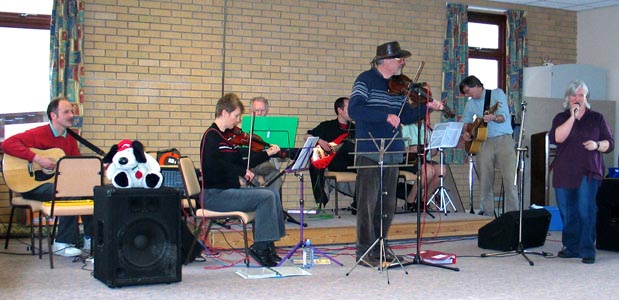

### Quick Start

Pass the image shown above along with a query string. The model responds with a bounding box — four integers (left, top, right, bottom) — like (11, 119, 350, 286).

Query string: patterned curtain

(505, 10, 528, 125)
(50, 0, 85, 128)
(441, 3, 468, 164)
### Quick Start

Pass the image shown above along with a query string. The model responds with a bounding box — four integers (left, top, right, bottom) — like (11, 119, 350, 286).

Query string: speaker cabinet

(94, 186, 182, 288)
(478, 209, 551, 251)
(596, 179, 619, 251)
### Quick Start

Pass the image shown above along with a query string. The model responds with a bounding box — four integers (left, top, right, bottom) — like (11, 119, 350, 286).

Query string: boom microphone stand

(480, 101, 550, 265)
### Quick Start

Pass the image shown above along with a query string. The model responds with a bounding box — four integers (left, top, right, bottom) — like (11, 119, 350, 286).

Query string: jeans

(355, 156, 398, 257)
(555, 176, 599, 258)
(202, 187, 285, 242)
(22, 183, 92, 244)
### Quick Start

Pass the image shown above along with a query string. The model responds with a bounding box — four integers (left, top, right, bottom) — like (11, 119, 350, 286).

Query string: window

(0, 1, 53, 141)
(468, 12, 506, 90)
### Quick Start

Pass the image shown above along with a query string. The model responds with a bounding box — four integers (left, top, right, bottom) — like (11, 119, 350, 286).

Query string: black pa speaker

(596, 179, 619, 251)
(478, 209, 551, 251)
(93, 186, 182, 288)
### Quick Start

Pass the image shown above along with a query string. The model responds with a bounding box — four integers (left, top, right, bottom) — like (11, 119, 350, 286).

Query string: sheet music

(289, 136, 318, 171)
(428, 122, 464, 149)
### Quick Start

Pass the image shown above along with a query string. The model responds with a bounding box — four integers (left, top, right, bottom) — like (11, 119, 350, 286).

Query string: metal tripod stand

(426, 148, 456, 215)
(480, 100, 551, 265)
(346, 135, 408, 283)
(278, 172, 343, 266)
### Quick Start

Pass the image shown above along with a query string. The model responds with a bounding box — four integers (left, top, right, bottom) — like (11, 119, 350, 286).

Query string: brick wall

(0, 0, 577, 222)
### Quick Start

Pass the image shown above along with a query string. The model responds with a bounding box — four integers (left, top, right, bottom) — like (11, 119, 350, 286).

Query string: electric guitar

(311, 132, 349, 169)
(2, 148, 66, 193)
(464, 102, 500, 154)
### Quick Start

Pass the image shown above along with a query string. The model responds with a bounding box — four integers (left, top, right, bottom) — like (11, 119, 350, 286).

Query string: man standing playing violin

(460, 75, 518, 216)
(349, 41, 444, 266)
(307, 97, 356, 212)
(200, 93, 285, 267)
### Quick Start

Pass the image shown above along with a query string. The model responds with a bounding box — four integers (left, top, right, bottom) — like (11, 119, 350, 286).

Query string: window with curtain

(0, 1, 53, 141)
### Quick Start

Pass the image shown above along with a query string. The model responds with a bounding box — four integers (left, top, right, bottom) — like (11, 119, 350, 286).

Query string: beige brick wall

(0, 0, 577, 221)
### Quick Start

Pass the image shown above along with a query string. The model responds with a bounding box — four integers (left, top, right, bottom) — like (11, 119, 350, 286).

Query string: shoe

(82, 236, 92, 252)
(557, 248, 577, 258)
(249, 244, 277, 267)
(52, 241, 82, 257)
(582, 257, 595, 264)
(268, 244, 282, 262)
(405, 202, 418, 212)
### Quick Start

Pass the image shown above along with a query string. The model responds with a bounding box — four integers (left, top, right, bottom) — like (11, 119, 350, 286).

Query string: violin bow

(246, 112, 256, 177)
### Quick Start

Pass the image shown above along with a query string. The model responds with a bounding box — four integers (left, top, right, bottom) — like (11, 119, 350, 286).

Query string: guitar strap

(483, 89, 492, 112)
(67, 129, 106, 156)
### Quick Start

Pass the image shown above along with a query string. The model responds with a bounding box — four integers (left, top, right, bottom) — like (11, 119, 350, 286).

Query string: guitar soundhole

(33, 170, 55, 182)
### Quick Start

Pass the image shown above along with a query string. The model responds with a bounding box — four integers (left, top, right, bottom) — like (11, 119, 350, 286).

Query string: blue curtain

(505, 10, 528, 125)
(50, 0, 85, 128)
(441, 3, 468, 164)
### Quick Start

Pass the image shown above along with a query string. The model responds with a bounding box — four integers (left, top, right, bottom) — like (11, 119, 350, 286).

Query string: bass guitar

(465, 102, 500, 154)
(2, 148, 66, 193)
(311, 132, 348, 169)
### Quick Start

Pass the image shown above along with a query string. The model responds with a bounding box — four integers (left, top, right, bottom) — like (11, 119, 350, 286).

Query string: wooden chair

(39, 156, 103, 268)
(324, 170, 356, 216)
(178, 157, 256, 267)
(398, 170, 416, 212)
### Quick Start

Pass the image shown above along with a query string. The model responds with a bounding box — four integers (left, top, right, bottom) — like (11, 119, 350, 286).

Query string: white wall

(578, 6, 619, 166)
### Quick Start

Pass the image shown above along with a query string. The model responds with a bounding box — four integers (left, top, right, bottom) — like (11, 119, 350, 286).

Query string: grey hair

(562, 80, 590, 110)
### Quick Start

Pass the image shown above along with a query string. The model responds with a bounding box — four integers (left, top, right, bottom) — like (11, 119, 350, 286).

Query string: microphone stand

(398, 88, 459, 272)
(480, 100, 551, 265)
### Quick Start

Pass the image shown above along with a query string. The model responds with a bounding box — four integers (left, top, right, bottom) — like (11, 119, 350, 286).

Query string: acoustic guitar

(2, 148, 66, 193)
(464, 102, 500, 154)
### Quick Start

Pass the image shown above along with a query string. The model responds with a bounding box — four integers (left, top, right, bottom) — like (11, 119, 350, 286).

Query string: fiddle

(225, 126, 287, 158)
(388, 74, 456, 119)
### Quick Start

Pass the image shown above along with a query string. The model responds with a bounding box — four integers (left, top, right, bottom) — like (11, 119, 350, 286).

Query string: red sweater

(2, 124, 80, 161)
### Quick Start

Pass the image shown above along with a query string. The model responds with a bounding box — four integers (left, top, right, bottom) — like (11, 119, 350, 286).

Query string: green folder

(241, 116, 299, 148)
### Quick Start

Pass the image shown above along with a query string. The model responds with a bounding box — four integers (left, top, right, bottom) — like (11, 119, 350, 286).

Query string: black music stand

(278, 136, 343, 267)
(345, 134, 409, 283)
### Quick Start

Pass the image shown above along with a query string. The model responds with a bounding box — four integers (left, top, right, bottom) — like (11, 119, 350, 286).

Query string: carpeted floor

(1, 229, 618, 300)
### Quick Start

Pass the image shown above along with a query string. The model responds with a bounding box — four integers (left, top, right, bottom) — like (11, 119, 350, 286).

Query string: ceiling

(488, 0, 619, 11)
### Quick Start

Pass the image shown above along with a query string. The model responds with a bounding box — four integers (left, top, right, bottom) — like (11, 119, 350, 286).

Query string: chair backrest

(54, 156, 103, 199)
(178, 157, 201, 199)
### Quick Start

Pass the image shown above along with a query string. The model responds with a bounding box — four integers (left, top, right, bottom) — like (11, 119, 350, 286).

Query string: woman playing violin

(200, 92, 285, 267)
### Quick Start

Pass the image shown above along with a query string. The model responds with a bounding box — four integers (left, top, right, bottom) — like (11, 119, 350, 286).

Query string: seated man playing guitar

(307, 97, 356, 212)
(459, 75, 518, 216)
(2, 97, 90, 256)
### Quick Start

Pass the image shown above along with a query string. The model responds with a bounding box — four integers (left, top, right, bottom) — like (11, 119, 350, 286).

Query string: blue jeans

(202, 187, 285, 242)
(22, 183, 92, 244)
(555, 176, 599, 258)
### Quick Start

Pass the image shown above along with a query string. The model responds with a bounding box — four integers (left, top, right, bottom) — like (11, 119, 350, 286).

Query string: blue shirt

(462, 88, 513, 138)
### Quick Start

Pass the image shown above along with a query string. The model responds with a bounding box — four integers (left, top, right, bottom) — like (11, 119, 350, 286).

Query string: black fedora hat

(374, 41, 411, 60)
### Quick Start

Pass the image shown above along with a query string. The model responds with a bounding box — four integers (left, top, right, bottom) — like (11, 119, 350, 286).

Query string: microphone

(574, 103, 580, 115)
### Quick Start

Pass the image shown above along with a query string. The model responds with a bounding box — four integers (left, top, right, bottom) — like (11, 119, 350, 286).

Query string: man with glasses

(349, 41, 444, 266)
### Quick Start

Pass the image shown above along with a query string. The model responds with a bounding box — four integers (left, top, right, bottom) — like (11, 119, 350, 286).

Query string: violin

(225, 126, 287, 158)
(388, 74, 456, 119)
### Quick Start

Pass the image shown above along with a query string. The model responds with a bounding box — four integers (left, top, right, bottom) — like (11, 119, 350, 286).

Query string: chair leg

(241, 221, 250, 267)
(334, 179, 339, 216)
(184, 218, 205, 265)
(45, 217, 54, 269)
(28, 208, 35, 255)
(38, 214, 43, 260)
(4, 206, 16, 250)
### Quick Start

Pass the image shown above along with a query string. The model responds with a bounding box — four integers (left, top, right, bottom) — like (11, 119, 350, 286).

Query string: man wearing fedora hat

(348, 41, 444, 266)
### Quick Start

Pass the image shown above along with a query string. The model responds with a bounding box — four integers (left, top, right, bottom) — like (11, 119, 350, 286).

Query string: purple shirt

(548, 109, 614, 189)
